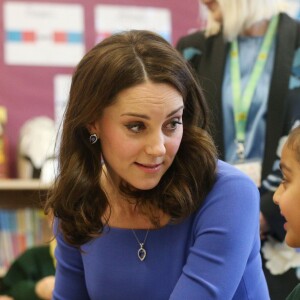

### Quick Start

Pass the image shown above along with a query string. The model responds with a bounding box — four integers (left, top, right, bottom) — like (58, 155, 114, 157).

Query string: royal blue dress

(53, 161, 269, 299)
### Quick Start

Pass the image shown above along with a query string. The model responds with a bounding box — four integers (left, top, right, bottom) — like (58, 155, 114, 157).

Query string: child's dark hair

(286, 125, 300, 162)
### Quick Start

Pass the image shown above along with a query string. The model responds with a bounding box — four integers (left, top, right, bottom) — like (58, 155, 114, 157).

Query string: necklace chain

(131, 229, 149, 262)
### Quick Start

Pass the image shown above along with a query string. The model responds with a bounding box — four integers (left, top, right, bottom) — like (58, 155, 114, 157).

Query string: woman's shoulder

(279, 12, 300, 27)
(215, 160, 256, 185)
(176, 30, 206, 60)
(191, 160, 260, 236)
(278, 12, 300, 46)
(177, 30, 206, 46)
(202, 160, 260, 207)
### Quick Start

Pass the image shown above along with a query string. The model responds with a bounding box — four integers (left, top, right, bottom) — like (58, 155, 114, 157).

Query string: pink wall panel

(0, 0, 201, 177)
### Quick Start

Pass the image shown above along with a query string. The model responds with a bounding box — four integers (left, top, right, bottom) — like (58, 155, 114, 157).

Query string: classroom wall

(0, 0, 202, 177)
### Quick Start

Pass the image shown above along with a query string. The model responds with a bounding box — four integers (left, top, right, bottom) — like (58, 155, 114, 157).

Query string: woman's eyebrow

(167, 105, 184, 117)
(121, 112, 149, 119)
(120, 105, 184, 119)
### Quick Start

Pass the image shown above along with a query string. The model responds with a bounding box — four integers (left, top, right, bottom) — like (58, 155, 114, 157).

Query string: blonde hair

(204, 0, 279, 41)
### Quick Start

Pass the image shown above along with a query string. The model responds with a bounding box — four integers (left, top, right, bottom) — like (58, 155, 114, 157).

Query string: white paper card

(94, 5, 171, 43)
(4, 2, 85, 66)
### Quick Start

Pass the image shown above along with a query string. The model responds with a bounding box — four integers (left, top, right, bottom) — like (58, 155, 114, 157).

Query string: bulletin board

(0, 0, 201, 177)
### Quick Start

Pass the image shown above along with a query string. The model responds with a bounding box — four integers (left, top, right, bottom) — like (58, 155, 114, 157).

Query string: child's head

(273, 125, 300, 248)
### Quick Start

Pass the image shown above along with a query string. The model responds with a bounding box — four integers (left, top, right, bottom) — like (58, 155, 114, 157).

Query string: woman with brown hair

(45, 30, 268, 299)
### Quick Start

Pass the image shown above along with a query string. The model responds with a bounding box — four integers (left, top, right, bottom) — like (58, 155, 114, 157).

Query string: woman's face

(91, 81, 184, 191)
(273, 143, 300, 248)
(200, 0, 222, 22)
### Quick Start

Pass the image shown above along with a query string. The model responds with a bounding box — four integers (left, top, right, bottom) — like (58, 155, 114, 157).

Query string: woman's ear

(86, 121, 99, 135)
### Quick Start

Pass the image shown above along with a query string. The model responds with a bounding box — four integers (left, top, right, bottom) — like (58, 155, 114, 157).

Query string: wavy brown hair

(45, 30, 217, 246)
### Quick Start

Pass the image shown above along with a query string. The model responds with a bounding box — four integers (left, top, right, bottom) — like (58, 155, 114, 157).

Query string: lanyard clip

(235, 140, 245, 161)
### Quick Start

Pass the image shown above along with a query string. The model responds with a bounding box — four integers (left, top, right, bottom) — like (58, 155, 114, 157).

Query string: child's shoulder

(286, 283, 300, 300)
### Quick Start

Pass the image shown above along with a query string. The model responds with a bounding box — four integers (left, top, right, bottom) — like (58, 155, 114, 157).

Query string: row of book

(0, 208, 52, 276)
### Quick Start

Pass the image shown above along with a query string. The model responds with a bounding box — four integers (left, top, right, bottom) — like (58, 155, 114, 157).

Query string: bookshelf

(0, 179, 50, 209)
(0, 179, 51, 276)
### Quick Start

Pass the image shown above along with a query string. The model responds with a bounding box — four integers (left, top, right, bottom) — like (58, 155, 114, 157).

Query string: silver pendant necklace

(131, 229, 149, 261)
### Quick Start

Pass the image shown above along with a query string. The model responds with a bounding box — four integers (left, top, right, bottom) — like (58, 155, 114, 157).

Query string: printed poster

(94, 5, 172, 43)
(4, 2, 85, 66)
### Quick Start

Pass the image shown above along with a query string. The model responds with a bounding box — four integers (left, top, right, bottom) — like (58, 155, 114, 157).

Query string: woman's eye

(125, 122, 145, 133)
(165, 119, 182, 131)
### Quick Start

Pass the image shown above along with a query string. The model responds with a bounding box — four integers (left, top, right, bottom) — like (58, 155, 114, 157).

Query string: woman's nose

(145, 132, 166, 157)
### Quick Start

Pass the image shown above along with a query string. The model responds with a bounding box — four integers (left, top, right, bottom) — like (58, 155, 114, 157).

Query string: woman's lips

(135, 162, 163, 173)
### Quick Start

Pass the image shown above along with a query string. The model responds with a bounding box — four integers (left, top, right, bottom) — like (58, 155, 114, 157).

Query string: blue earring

(89, 133, 98, 144)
